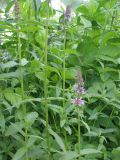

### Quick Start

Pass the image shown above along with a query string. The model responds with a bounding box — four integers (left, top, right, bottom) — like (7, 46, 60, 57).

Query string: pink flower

(71, 98, 85, 106)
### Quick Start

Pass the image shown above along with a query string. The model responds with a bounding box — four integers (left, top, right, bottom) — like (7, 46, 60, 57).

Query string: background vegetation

(0, 0, 120, 160)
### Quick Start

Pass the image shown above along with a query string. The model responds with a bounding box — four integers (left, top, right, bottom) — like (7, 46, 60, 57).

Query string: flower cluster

(74, 84, 85, 94)
(71, 71, 85, 107)
(14, 0, 19, 18)
(64, 5, 72, 21)
(71, 98, 84, 106)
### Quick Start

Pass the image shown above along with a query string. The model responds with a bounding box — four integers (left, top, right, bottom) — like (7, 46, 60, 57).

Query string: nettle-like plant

(0, 0, 120, 160)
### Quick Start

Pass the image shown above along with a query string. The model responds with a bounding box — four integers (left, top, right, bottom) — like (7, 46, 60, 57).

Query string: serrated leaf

(81, 120, 90, 133)
(27, 137, 37, 148)
(0, 111, 5, 133)
(49, 129, 66, 152)
(21, 58, 28, 66)
(60, 119, 66, 128)
(26, 112, 38, 126)
(0, 70, 19, 80)
(80, 16, 92, 28)
(4, 90, 22, 108)
(5, 122, 24, 136)
(13, 147, 26, 160)
(0, 61, 18, 69)
(59, 151, 78, 160)
(65, 126, 72, 135)
(81, 149, 101, 155)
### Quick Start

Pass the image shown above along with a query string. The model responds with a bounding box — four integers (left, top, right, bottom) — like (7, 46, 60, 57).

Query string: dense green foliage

(0, 0, 120, 159)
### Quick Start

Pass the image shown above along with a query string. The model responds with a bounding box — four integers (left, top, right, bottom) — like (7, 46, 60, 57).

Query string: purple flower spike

(74, 84, 79, 92)
(79, 87, 85, 94)
(71, 98, 85, 107)
(73, 84, 85, 94)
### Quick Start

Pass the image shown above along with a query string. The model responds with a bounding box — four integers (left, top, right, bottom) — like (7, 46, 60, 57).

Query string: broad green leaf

(49, 129, 66, 152)
(80, 16, 92, 28)
(59, 151, 78, 160)
(40, 118, 66, 152)
(27, 137, 37, 148)
(13, 147, 26, 160)
(81, 149, 101, 155)
(25, 112, 38, 126)
(87, 0, 99, 15)
(4, 90, 22, 108)
(0, 70, 19, 80)
(47, 66, 61, 78)
(5, 122, 24, 136)
(81, 120, 90, 133)
(61, 68, 77, 80)
(0, 111, 5, 133)
(112, 147, 120, 160)
(65, 126, 72, 135)
(0, 61, 18, 69)
(21, 58, 28, 66)
(60, 119, 66, 128)
(77, 38, 98, 64)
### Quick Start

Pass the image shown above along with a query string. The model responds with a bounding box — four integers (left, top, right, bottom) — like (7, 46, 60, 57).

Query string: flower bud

(14, 0, 19, 18)
(65, 5, 72, 21)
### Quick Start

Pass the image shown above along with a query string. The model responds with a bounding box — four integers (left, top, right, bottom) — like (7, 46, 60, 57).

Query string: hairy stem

(78, 108, 81, 160)
(18, 30, 28, 160)
(14, 0, 28, 158)
(33, 0, 37, 20)
(63, 23, 68, 149)
(44, 1, 51, 159)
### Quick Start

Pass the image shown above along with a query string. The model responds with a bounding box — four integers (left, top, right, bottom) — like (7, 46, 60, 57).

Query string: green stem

(44, 1, 51, 159)
(15, 0, 28, 159)
(63, 26, 66, 108)
(33, 0, 37, 20)
(18, 29, 28, 160)
(78, 108, 81, 160)
(63, 24, 68, 150)
(18, 32, 26, 114)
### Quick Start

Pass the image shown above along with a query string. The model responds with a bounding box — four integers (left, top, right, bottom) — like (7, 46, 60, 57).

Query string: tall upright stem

(14, 0, 28, 158)
(44, 1, 51, 159)
(78, 108, 81, 160)
(63, 26, 66, 109)
(63, 24, 67, 149)
(18, 30, 28, 160)
(33, 0, 37, 20)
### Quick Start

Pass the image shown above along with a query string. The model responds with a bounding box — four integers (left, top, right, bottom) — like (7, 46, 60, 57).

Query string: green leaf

(21, 58, 28, 66)
(25, 112, 38, 126)
(40, 118, 66, 152)
(80, 16, 92, 28)
(60, 119, 66, 128)
(5, 122, 24, 136)
(112, 147, 120, 160)
(13, 147, 26, 160)
(0, 110, 5, 133)
(59, 151, 78, 160)
(77, 38, 98, 64)
(49, 129, 66, 152)
(61, 68, 77, 80)
(47, 66, 61, 78)
(0, 61, 18, 69)
(0, 70, 19, 80)
(4, 89, 22, 108)
(81, 149, 101, 155)
(27, 137, 37, 148)
(81, 120, 90, 133)
(88, 0, 99, 15)
(65, 126, 72, 135)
